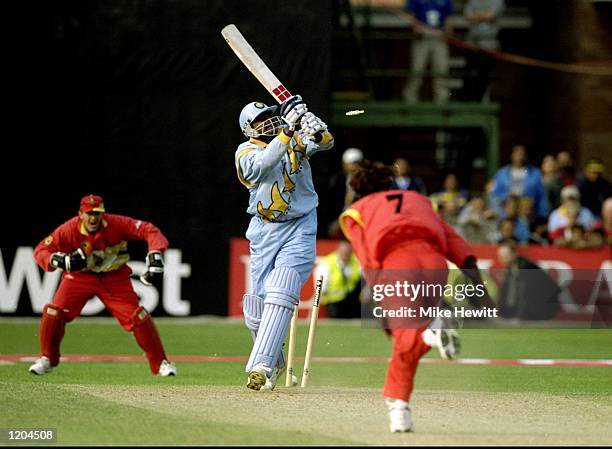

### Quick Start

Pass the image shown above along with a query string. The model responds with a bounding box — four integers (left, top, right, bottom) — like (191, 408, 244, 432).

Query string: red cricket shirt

(339, 189, 473, 270)
(34, 213, 169, 273)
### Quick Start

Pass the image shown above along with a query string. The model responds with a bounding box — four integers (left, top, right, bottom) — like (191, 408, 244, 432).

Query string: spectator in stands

(457, 195, 498, 243)
(528, 216, 550, 246)
(575, 158, 612, 218)
(430, 173, 469, 211)
(501, 195, 530, 243)
(437, 197, 461, 230)
(517, 196, 535, 229)
(548, 185, 598, 238)
(328, 148, 365, 238)
(541, 154, 562, 210)
(496, 218, 516, 244)
(460, 0, 505, 101)
(496, 239, 560, 320)
(483, 177, 499, 217)
(556, 150, 576, 186)
(569, 225, 603, 249)
(491, 144, 548, 219)
(550, 203, 603, 249)
(599, 197, 612, 245)
(550, 202, 581, 247)
(392, 157, 427, 194)
(313, 240, 362, 318)
(401, 0, 454, 103)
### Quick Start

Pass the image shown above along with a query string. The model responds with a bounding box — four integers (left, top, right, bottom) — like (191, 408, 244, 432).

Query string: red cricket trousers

(40, 265, 167, 373)
(53, 266, 139, 329)
(380, 240, 449, 402)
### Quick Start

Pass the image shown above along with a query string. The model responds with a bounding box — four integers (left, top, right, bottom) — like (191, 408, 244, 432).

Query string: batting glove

(140, 250, 164, 286)
(279, 95, 308, 130)
(299, 112, 327, 140)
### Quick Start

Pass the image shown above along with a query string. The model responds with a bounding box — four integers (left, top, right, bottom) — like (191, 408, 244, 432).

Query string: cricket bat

(221, 24, 293, 104)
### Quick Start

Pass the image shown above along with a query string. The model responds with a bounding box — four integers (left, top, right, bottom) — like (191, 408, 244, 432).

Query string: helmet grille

(244, 116, 284, 138)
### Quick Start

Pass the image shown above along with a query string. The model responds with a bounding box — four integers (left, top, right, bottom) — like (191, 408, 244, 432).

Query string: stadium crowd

(329, 145, 612, 249)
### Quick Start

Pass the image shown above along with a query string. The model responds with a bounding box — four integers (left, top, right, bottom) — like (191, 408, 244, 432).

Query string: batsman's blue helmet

(239, 102, 283, 138)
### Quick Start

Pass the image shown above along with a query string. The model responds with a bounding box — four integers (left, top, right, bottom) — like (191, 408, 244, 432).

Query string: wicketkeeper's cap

(80, 194, 106, 213)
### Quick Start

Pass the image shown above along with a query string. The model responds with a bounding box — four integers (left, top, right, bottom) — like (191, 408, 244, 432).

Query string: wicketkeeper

(29, 194, 177, 377)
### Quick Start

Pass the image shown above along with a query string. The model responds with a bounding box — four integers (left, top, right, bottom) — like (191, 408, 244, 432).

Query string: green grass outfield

(1, 318, 611, 445)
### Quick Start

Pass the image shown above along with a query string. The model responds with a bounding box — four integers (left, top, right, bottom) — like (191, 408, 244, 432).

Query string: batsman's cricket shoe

(386, 398, 413, 433)
(28, 356, 52, 375)
(158, 360, 177, 376)
(246, 364, 270, 391)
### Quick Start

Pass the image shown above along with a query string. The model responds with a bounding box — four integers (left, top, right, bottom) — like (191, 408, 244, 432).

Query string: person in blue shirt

(392, 157, 427, 194)
(491, 144, 549, 219)
(500, 195, 530, 243)
(401, 0, 455, 103)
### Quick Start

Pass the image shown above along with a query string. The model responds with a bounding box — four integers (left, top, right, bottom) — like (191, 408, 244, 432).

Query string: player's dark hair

(349, 160, 395, 200)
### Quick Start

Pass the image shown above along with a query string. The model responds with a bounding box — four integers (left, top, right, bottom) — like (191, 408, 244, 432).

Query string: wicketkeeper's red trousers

(52, 266, 140, 329)
(38, 266, 167, 373)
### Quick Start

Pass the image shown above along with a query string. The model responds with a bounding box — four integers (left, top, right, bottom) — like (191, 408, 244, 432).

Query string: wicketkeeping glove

(50, 248, 87, 272)
(140, 250, 164, 286)
(299, 112, 327, 141)
(279, 95, 308, 131)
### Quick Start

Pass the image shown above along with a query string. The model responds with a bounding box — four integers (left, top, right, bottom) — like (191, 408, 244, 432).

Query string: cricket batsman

(29, 194, 177, 377)
(235, 96, 334, 390)
(339, 161, 492, 432)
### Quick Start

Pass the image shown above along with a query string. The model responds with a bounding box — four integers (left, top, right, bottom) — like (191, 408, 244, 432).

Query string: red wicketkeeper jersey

(34, 214, 169, 273)
(339, 190, 473, 269)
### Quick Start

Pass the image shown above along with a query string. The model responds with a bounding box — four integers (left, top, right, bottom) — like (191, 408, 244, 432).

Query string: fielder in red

(339, 162, 491, 433)
(29, 194, 177, 376)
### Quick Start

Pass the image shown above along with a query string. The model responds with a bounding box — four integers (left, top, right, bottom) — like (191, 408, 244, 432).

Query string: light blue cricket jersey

(235, 131, 334, 222)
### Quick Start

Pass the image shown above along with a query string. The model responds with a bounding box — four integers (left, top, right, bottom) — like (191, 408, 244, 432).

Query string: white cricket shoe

(386, 398, 413, 433)
(29, 356, 52, 375)
(158, 360, 177, 376)
(423, 315, 461, 360)
(246, 364, 269, 391)
(434, 327, 461, 360)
